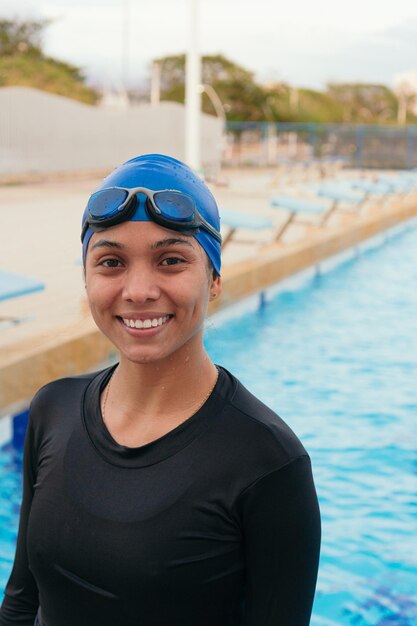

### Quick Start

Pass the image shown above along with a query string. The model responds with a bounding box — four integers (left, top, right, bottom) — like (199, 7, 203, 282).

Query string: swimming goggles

(81, 186, 222, 244)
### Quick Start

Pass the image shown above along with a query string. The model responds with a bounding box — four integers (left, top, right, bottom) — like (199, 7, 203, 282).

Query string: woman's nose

(121, 266, 161, 303)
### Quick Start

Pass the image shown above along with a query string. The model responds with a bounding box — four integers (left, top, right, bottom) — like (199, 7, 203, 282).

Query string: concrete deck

(1, 170, 416, 413)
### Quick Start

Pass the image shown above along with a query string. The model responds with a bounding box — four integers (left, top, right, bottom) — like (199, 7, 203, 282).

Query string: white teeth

(122, 316, 170, 329)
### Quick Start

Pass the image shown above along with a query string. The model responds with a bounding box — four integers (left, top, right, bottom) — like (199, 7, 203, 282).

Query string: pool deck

(1, 168, 417, 413)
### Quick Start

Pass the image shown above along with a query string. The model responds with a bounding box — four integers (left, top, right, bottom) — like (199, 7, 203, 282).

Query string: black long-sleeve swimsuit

(0, 365, 321, 626)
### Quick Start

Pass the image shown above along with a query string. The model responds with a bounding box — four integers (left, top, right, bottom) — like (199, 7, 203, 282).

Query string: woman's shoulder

(29, 365, 113, 423)
(216, 366, 308, 468)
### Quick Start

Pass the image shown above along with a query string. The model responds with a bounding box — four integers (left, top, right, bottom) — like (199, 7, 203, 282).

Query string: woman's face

(84, 220, 221, 366)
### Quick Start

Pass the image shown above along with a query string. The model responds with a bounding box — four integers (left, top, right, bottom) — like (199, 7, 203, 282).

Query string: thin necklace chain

(101, 369, 115, 424)
(101, 367, 219, 426)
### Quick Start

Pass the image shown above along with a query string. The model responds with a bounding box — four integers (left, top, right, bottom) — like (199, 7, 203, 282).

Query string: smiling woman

(0, 154, 320, 626)
(85, 225, 215, 374)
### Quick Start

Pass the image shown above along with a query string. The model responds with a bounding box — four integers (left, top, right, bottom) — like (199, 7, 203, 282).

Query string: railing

(223, 122, 417, 170)
(0, 409, 28, 450)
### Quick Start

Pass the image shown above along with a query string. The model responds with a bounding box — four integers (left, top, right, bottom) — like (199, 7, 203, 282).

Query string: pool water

(1, 223, 417, 624)
(0, 444, 22, 592)
(205, 224, 417, 626)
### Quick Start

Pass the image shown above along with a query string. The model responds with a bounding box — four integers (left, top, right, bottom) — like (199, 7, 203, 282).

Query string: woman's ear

(210, 275, 222, 301)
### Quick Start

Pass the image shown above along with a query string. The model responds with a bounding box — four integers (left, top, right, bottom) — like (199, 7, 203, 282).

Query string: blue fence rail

(0, 409, 28, 452)
(223, 122, 417, 170)
(11, 410, 29, 449)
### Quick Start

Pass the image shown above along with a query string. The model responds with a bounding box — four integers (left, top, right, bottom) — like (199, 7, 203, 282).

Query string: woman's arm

(0, 416, 40, 626)
(237, 454, 321, 626)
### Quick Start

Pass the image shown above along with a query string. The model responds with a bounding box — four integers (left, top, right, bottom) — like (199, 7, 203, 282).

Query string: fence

(223, 122, 417, 170)
(0, 87, 223, 177)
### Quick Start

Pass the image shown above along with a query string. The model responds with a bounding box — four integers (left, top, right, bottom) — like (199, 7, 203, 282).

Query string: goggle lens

(83, 187, 220, 245)
(88, 188, 129, 220)
(153, 191, 195, 223)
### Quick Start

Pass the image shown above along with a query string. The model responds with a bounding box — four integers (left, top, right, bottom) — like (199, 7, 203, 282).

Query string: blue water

(0, 445, 22, 592)
(205, 224, 417, 626)
(1, 224, 417, 624)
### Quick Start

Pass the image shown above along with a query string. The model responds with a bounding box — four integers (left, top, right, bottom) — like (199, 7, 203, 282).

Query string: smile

(121, 315, 172, 329)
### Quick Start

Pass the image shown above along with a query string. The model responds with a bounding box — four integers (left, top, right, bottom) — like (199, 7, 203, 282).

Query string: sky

(4, 0, 417, 92)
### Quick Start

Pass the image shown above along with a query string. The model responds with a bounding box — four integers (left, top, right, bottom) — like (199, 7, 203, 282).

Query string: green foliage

(201, 54, 255, 86)
(0, 54, 99, 104)
(0, 17, 99, 105)
(1, 19, 408, 122)
(296, 89, 345, 123)
(326, 82, 401, 123)
(156, 53, 270, 122)
(0, 17, 47, 55)
(155, 53, 186, 92)
(264, 85, 345, 123)
(153, 53, 408, 125)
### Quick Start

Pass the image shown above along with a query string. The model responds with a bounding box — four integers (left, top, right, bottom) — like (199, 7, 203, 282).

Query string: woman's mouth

(120, 315, 173, 329)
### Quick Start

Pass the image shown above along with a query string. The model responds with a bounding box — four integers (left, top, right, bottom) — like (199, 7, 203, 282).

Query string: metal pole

(185, 0, 201, 171)
(122, 0, 130, 101)
(355, 125, 364, 168)
(151, 60, 161, 106)
(406, 125, 414, 169)
(198, 84, 225, 125)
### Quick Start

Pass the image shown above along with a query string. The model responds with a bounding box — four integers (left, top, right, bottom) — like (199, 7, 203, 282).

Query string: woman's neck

(103, 342, 218, 437)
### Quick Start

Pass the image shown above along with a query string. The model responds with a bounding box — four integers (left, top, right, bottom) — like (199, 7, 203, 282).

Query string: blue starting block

(270, 195, 339, 242)
(220, 207, 274, 247)
(0, 270, 45, 302)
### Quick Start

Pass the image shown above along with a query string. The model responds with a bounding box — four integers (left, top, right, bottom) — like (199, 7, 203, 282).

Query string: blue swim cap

(82, 154, 221, 275)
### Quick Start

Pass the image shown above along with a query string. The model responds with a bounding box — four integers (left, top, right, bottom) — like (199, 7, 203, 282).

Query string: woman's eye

(99, 258, 122, 268)
(160, 257, 185, 267)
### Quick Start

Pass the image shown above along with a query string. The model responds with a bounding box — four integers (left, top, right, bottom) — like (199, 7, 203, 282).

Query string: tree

(151, 53, 414, 125)
(326, 83, 398, 123)
(153, 53, 271, 122)
(265, 84, 345, 123)
(0, 17, 98, 105)
(0, 17, 48, 56)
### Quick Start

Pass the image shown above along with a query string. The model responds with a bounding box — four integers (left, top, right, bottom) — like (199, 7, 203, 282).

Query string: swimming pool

(1, 221, 417, 624)
(205, 223, 417, 625)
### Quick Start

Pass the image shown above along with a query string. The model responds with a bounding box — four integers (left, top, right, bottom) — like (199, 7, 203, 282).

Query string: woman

(0, 154, 320, 626)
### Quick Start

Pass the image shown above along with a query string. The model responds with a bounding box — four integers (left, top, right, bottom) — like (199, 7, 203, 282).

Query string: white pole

(150, 60, 161, 106)
(398, 94, 407, 125)
(122, 0, 130, 103)
(185, 0, 201, 171)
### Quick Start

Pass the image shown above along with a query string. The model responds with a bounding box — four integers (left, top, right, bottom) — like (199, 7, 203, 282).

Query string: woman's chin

(118, 347, 168, 366)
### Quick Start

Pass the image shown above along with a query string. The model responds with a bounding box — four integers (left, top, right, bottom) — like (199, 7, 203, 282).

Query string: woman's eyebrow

(151, 238, 194, 250)
(91, 239, 124, 251)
